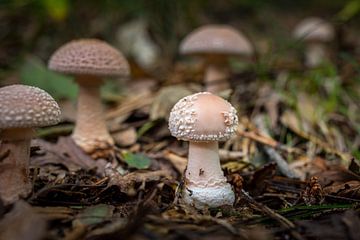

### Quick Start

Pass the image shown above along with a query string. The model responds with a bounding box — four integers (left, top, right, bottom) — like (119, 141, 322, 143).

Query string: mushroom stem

(186, 141, 227, 186)
(183, 141, 235, 208)
(0, 128, 34, 204)
(204, 57, 230, 93)
(305, 42, 328, 68)
(72, 75, 114, 154)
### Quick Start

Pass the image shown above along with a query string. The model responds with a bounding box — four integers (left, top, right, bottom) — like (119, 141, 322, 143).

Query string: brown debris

(0, 201, 46, 240)
(301, 176, 324, 205)
(297, 210, 360, 240)
(106, 167, 173, 194)
(31, 137, 108, 176)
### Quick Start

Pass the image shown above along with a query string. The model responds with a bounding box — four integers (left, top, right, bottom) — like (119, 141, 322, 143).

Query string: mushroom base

(72, 135, 114, 159)
(182, 183, 235, 209)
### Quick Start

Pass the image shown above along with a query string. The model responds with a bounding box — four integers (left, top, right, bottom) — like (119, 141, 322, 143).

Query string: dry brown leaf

(150, 85, 193, 121)
(0, 201, 46, 240)
(323, 180, 360, 199)
(31, 137, 107, 176)
(106, 168, 172, 194)
(163, 150, 187, 173)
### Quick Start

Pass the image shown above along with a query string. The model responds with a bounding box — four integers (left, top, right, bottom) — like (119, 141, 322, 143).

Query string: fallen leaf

(75, 204, 114, 226)
(0, 201, 46, 240)
(122, 152, 151, 170)
(150, 85, 193, 121)
(323, 180, 360, 199)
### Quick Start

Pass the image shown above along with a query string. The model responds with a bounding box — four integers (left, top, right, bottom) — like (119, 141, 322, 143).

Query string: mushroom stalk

(183, 141, 235, 208)
(204, 63, 230, 93)
(72, 75, 114, 153)
(0, 128, 34, 204)
(204, 56, 230, 93)
(186, 141, 227, 185)
(305, 42, 328, 68)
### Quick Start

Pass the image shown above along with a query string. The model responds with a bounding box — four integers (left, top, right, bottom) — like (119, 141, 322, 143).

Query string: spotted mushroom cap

(48, 39, 130, 77)
(168, 92, 238, 141)
(0, 85, 61, 129)
(293, 17, 334, 42)
(179, 25, 253, 57)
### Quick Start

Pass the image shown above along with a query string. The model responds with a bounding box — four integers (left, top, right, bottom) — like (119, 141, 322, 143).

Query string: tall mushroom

(293, 17, 334, 68)
(0, 85, 61, 204)
(168, 92, 238, 209)
(180, 25, 254, 93)
(48, 39, 130, 158)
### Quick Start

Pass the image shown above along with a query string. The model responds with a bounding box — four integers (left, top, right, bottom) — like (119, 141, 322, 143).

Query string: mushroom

(179, 25, 254, 93)
(0, 85, 61, 204)
(48, 39, 130, 158)
(293, 17, 335, 68)
(168, 92, 238, 209)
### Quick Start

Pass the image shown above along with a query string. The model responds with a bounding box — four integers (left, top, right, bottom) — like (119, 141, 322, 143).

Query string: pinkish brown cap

(48, 39, 130, 77)
(293, 17, 334, 42)
(0, 85, 61, 129)
(168, 92, 238, 141)
(179, 25, 253, 57)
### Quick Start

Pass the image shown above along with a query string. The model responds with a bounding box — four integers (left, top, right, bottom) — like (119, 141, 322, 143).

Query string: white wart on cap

(168, 92, 238, 141)
(48, 39, 130, 77)
(0, 85, 61, 128)
(180, 25, 253, 57)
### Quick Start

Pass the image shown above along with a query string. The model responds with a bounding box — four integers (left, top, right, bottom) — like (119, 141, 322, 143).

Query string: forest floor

(1, 60, 359, 240)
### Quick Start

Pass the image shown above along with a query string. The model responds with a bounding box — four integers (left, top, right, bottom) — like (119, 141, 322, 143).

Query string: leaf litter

(1, 40, 360, 240)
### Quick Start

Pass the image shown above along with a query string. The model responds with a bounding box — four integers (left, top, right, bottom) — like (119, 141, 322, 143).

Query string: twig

(254, 115, 300, 178)
(219, 149, 245, 161)
(105, 93, 154, 120)
(282, 113, 353, 164)
(237, 129, 301, 155)
(241, 189, 305, 240)
(36, 124, 74, 138)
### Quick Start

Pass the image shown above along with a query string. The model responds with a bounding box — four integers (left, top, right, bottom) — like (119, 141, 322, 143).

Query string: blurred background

(0, 0, 359, 157)
(1, 0, 360, 80)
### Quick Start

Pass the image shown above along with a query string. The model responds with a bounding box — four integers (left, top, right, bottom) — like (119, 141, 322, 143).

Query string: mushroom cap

(179, 25, 254, 57)
(293, 17, 334, 42)
(0, 85, 61, 129)
(48, 39, 130, 77)
(168, 92, 238, 141)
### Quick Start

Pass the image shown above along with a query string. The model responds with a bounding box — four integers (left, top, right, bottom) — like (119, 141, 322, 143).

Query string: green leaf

(123, 152, 151, 169)
(75, 204, 114, 226)
(337, 0, 360, 22)
(20, 56, 77, 100)
(41, 0, 69, 21)
(137, 121, 156, 137)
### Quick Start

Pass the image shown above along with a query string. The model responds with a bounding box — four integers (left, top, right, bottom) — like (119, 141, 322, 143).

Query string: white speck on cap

(293, 17, 334, 42)
(48, 39, 130, 77)
(179, 25, 253, 57)
(0, 85, 61, 129)
(168, 92, 238, 141)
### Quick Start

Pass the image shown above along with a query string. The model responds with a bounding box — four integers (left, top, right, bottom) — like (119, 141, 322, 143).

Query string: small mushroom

(168, 92, 238, 209)
(0, 85, 61, 204)
(48, 39, 130, 158)
(293, 17, 334, 68)
(180, 25, 253, 93)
